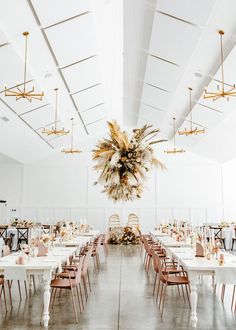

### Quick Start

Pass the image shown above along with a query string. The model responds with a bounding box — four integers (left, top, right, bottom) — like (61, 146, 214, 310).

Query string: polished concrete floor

(0, 245, 235, 329)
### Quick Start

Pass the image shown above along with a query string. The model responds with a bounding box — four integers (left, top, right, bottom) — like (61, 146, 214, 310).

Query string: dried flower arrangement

(92, 120, 165, 202)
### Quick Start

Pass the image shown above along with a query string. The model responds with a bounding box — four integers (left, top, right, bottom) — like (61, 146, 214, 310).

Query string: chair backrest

(128, 214, 139, 227)
(0, 226, 8, 240)
(82, 245, 93, 275)
(42, 224, 51, 235)
(108, 214, 120, 228)
(151, 248, 159, 273)
(75, 255, 85, 284)
(156, 253, 165, 281)
(210, 226, 223, 239)
(17, 227, 29, 241)
(95, 235, 103, 253)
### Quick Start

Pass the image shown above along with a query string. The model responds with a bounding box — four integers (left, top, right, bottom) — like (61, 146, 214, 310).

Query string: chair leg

(83, 277, 88, 301)
(76, 286, 82, 313)
(87, 270, 91, 292)
(221, 284, 226, 302)
(24, 280, 28, 298)
(156, 279, 161, 302)
(159, 282, 164, 308)
(79, 283, 84, 310)
(153, 272, 157, 296)
(17, 281, 22, 300)
(71, 288, 79, 324)
(49, 288, 55, 309)
(7, 281, 12, 308)
(181, 284, 185, 301)
(2, 284, 8, 312)
(231, 285, 236, 310)
(160, 283, 167, 318)
(51, 288, 57, 309)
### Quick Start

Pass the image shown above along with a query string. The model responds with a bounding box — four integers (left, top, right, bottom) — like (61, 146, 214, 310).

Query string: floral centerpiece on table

(122, 226, 139, 245)
(92, 120, 165, 202)
(109, 226, 139, 245)
(11, 219, 34, 228)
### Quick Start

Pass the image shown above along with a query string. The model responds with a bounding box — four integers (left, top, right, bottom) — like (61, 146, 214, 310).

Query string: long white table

(0, 246, 76, 327)
(152, 232, 236, 328)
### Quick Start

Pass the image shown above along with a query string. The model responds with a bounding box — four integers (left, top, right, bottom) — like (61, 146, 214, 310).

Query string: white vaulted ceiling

(0, 0, 236, 164)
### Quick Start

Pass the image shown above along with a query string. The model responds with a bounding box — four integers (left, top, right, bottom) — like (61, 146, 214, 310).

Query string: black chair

(210, 226, 226, 250)
(42, 224, 51, 235)
(231, 227, 236, 250)
(16, 227, 29, 250)
(0, 226, 8, 243)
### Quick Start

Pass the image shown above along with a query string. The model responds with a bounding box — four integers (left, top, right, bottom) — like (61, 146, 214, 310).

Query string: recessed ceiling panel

(81, 104, 106, 125)
(72, 84, 104, 112)
(49, 134, 71, 149)
(144, 56, 182, 92)
(31, 0, 90, 28)
(149, 12, 201, 67)
(45, 13, 97, 67)
(191, 103, 222, 128)
(141, 83, 171, 110)
(62, 56, 101, 93)
(86, 119, 106, 135)
(0, 114, 51, 163)
(156, 0, 216, 27)
(0, 44, 32, 89)
(21, 104, 55, 129)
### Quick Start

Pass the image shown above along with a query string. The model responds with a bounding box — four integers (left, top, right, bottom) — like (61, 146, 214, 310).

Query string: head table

(151, 230, 236, 328)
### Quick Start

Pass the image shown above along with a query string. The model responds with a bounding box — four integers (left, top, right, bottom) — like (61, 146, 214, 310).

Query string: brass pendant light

(42, 88, 69, 136)
(164, 118, 185, 154)
(178, 87, 206, 136)
(204, 30, 236, 101)
(61, 118, 82, 154)
(5, 32, 44, 102)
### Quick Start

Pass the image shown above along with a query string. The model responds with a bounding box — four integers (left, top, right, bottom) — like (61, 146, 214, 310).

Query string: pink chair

(50, 256, 85, 323)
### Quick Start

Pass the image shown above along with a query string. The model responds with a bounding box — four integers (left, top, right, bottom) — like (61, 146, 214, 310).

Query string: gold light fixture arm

(164, 117, 185, 154)
(178, 87, 206, 136)
(42, 88, 69, 136)
(61, 118, 82, 154)
(204, 30, 236, 101)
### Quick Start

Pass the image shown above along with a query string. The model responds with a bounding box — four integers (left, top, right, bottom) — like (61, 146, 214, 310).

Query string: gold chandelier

(61, 118, 82, 154)
(178, 87, 205, 136)
(4, 32, 44, 102)
(204, 30, 236, 101)
(42, 88, 69, 136)
(164, 117, 185, 154)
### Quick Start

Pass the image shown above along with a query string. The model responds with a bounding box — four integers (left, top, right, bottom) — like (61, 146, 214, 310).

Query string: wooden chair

(156, 253, 190, 317)
(108, 214, 120, 228)
(209, 226, 226, 250)
(91, 235, 103, 272)
(0, 226, 8, 243)
(127, 213, 139, 228)
(50, 256, 85, 323)
(16, 227, 29, 250)
(42, 224, 51, 236)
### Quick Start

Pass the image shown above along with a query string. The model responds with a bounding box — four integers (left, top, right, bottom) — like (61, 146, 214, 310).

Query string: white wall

(0, 148, 224, 232)
(222, 158, 236, 220)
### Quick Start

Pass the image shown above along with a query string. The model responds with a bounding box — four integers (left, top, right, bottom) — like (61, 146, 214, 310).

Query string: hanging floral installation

(92, 120, 166, 202)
